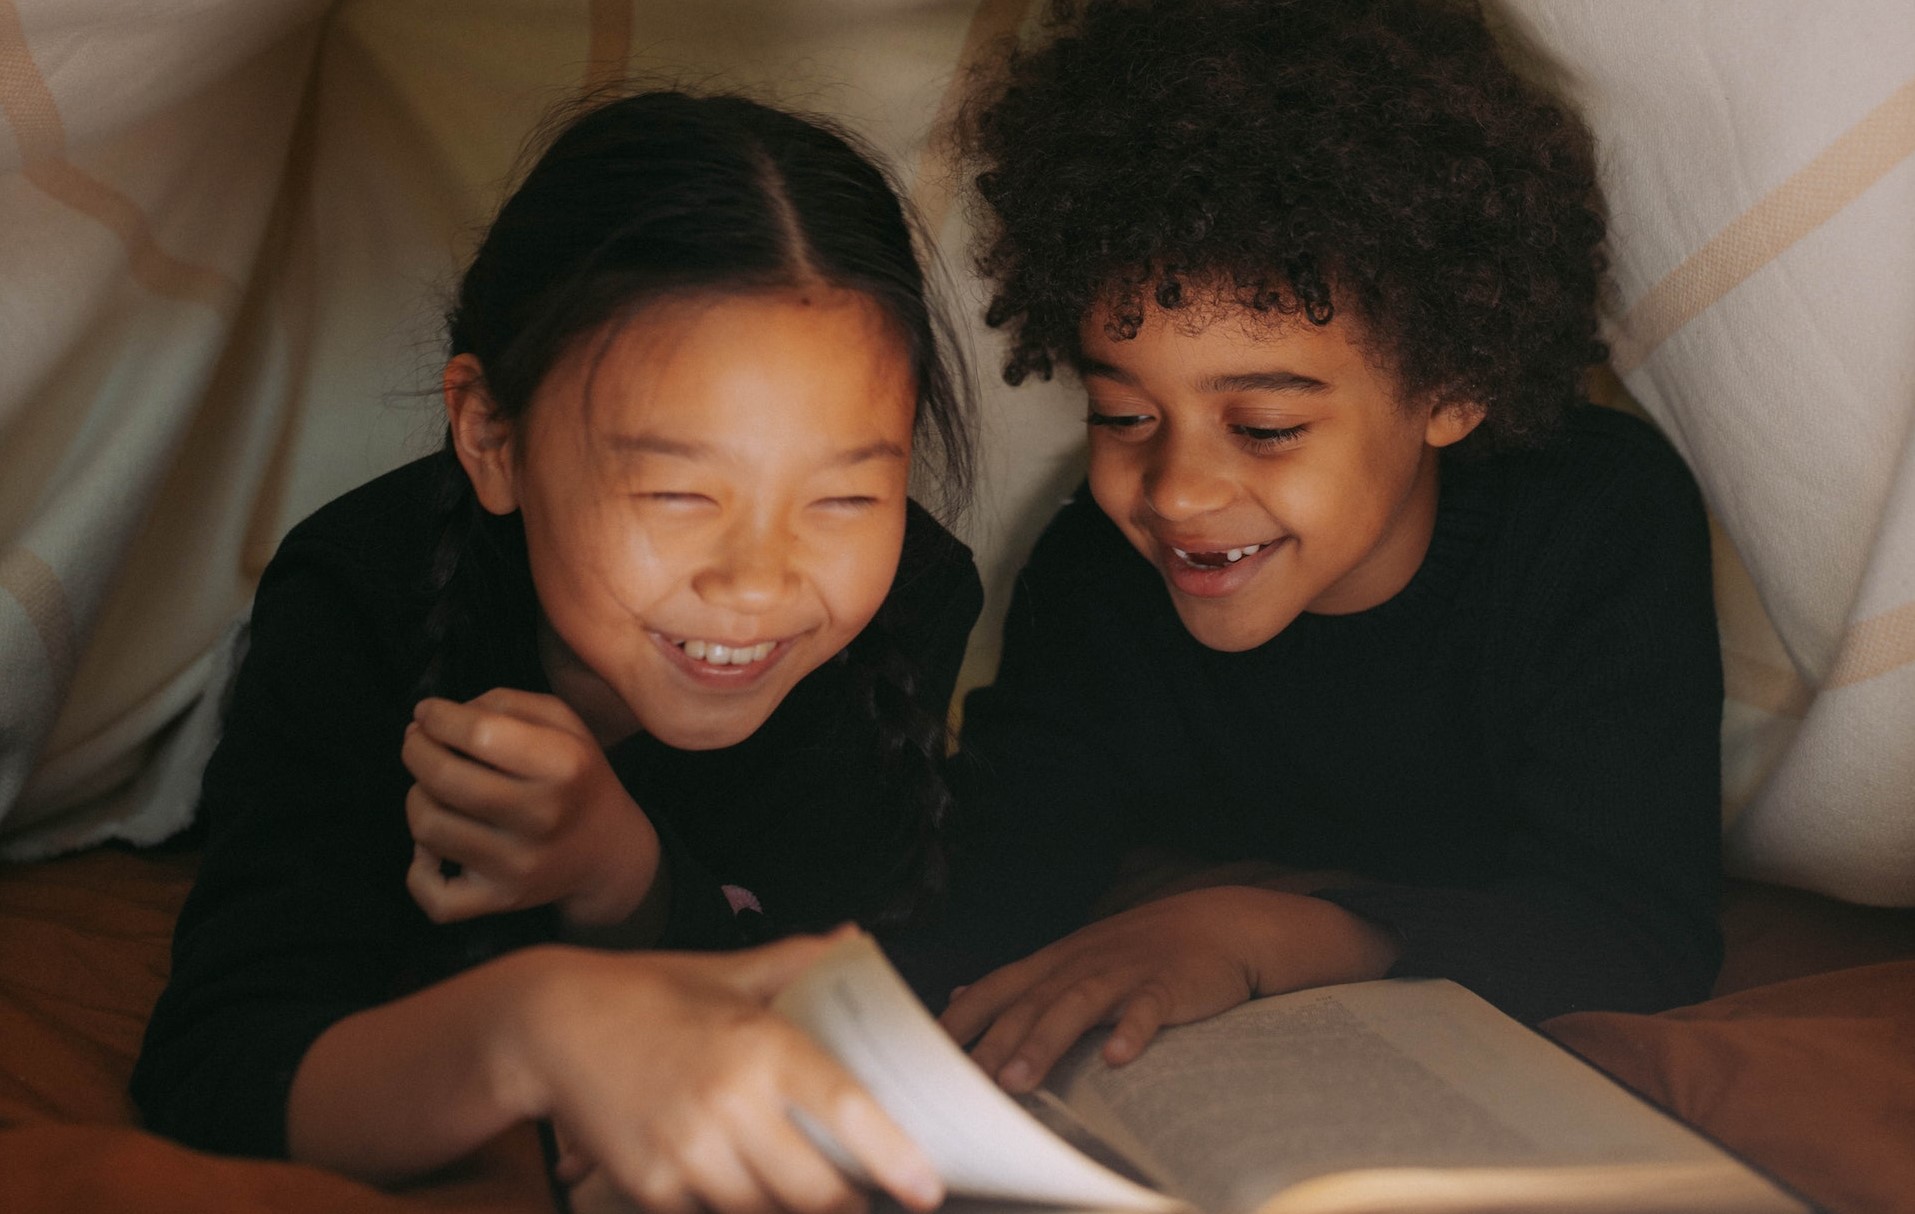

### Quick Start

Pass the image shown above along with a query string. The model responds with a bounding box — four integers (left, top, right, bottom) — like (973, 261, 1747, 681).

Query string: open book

(771, 935, 1806, 1214)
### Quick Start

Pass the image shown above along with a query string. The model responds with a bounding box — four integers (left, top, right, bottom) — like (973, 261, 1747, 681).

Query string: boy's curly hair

(961, 0, 1608, 448)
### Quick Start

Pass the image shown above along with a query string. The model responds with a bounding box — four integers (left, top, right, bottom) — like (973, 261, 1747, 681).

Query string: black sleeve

(926, 496, 1169, 983)
(128, 538, 743, 1157)
(129, 535, 432, 1158)
(1318, 440, 1725, 1021)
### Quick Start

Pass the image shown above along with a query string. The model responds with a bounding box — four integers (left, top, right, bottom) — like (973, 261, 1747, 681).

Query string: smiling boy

(935, 0, 1724, 1091)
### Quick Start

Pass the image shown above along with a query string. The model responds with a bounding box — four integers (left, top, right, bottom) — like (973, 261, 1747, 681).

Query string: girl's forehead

(528, 288, 916, 455)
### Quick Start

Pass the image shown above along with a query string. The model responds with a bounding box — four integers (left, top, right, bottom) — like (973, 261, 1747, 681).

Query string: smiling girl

(131, 92, 978, 1212)
(932, 0, 1724, 1093)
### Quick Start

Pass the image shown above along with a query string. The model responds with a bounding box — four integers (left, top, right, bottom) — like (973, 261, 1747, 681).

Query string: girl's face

(1078, 301, 1480, 651)
(459, 288, 917, 749)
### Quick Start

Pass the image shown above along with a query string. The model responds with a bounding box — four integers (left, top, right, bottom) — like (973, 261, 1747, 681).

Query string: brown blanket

(3, 847, 1911, 1213)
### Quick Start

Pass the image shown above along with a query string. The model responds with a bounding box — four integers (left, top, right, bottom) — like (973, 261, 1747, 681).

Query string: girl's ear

(444, 353, 520, 516)
(1425, 398, 1486, 449)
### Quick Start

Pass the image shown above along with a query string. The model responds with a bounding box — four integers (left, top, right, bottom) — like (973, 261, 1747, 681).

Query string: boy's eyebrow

(602, 434, 906, 467)
(1077, 356, 1134, 383)
(1200, 369, 1330, 394)
(1077, 358, 1328, 395)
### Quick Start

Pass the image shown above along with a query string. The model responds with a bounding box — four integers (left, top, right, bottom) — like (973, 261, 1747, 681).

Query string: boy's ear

(1425, 397, 1487, 449)
(444, 353, 520, 516)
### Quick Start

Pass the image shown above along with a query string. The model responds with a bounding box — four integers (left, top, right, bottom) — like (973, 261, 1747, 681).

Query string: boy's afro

(961, 0, 1608, 448)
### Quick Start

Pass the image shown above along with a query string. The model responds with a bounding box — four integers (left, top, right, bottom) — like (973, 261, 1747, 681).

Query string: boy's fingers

(994, 978, 1125, 1092)
(963, 979, 1057, 1079)
(1104, 986, 1171, 1065)
(937, 956, 1040, 1045)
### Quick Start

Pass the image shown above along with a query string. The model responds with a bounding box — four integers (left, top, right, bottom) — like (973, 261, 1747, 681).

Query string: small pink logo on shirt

(721, 884, 762, 915)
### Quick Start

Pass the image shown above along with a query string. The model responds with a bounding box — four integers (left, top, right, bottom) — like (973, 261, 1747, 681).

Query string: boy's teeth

(678, 639, 775, 666)
(1172, 543, 1265, 566)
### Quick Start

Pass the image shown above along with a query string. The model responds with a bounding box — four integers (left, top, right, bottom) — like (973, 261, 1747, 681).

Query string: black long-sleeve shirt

(131, 454, 982, 1158)
(940, 406, 1723, 1023)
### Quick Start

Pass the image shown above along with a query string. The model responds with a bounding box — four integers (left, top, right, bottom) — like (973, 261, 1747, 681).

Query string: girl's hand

(938, 887, 1400, 1093)
(505, 934, 945, 1214)
(403, 689, 660, 929)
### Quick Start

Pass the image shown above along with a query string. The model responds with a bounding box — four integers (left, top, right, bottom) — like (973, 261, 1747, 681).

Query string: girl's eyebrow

(603, 434, 906, 467)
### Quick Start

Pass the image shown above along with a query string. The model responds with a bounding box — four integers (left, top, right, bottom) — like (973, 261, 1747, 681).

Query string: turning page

(772, 934, 1180, 1211)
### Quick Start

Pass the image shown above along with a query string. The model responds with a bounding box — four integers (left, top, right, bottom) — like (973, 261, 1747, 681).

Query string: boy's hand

(509, 934, 945, 1214)
(939, 887, 1400, 1092)
(403, 689, 660, 929)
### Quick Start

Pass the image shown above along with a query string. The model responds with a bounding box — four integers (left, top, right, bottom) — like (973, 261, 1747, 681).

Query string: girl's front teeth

(680, 639, 776, 665)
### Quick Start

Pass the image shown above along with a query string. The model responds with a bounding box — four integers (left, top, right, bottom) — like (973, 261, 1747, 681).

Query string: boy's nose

(692, 525, 800, 612)
(1142, 438, 1234, 521)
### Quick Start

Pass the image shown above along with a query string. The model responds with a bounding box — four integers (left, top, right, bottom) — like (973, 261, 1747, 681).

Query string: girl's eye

(638, 492, 716, 508)
(813, 496, 879, 511)
(1086, 411, 1153, 439)
(1232, 423, 1308, 452)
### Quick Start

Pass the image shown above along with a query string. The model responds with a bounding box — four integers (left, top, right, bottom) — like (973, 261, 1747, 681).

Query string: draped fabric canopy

(1, 0, 1910, 905)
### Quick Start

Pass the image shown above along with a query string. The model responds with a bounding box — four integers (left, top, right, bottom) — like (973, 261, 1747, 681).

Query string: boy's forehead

(1073, 292, 1420, 407)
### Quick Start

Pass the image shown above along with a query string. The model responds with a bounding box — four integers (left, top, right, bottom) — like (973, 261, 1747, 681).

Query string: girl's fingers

(698, 933, 842, 1003)
(789, 1064, 941, 1213)
(403, 729, 538, 822)
(404, 785, 524, 877)
(735, 1112, 866, 1214)
(467, 686, 591, 733)
(405, 842, 515, 923)
(413, 697, 575, 783)
(990, 976, 1127, 1093)
(671, 1129, 777, 1214)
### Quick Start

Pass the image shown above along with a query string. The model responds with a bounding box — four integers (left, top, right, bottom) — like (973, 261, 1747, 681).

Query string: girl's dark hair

(961, 0, 1608, 449)
(419, 90, 974, 925)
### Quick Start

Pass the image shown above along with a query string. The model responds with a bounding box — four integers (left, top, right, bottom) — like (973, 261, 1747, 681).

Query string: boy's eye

(813, 495, 880, 511)
(1231, 423, 1308, 451)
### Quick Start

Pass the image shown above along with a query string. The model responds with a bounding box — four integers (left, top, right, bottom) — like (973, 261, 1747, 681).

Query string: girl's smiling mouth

(652, 631, 799, 687)
(1158, 536, 1286, 598)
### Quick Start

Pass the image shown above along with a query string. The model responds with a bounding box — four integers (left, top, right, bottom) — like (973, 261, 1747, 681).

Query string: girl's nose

(692, 525, 800, 612)
(1143, 433, 1234, 521)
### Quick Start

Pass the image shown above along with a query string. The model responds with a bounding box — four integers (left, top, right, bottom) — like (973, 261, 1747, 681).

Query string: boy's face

(1079, 301, 1480, 651)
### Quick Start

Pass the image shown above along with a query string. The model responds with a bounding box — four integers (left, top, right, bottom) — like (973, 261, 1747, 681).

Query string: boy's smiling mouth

(1170, 542, 1269, 568)
(1155, 535, 1287, 598)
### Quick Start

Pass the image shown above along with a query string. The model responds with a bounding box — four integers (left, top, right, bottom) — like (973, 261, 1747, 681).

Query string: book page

(772, 935, 1183, 1212)
(1045, 979, 1798, 1214)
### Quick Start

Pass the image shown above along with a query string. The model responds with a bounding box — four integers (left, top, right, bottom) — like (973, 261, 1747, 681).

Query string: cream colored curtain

(3, 1, 1911, 907)
(0, 0, 1077, 860)
(1497, 0, 1915, 905)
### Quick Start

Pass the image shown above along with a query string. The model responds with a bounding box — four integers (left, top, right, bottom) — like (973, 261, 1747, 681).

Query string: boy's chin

(1170, 596, 1302, 653)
